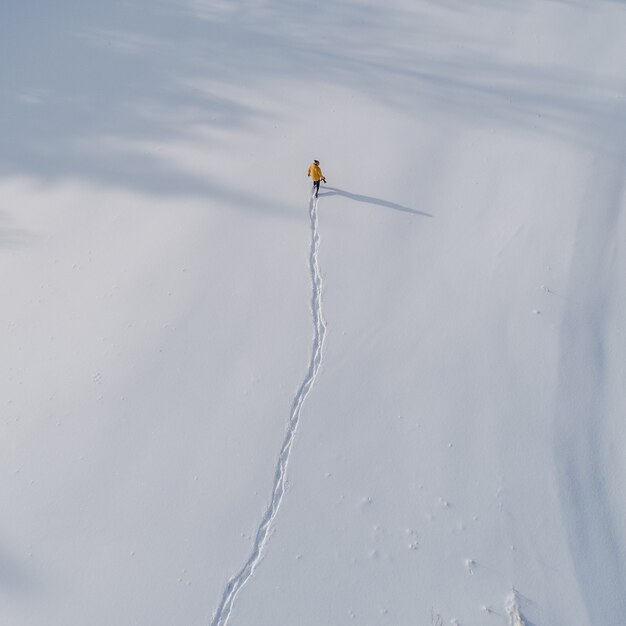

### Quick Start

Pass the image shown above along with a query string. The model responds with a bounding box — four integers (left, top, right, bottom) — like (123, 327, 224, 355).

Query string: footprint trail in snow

(209, 195, 326, 626)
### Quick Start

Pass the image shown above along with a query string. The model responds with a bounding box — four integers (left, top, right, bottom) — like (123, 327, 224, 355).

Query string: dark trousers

(312, 180, 321, 197)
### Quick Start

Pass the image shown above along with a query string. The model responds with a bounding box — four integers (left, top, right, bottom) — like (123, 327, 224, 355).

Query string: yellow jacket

(307, 163, 325, 182)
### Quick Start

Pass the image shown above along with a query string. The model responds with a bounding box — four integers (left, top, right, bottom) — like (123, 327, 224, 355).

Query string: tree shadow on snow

(1, 0, 625, 204)
(319, 187, 432, 217)
(0, 212, 31, 250)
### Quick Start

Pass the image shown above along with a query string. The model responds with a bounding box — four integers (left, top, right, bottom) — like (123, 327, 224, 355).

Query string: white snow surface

(2, 1, 626, 625)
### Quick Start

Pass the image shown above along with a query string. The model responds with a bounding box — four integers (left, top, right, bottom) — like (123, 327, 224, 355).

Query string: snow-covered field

(2, 1, 626, 625)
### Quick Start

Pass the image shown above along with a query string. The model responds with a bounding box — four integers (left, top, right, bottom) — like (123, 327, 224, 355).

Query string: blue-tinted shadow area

(319, 187, 432, 217)
(1, 0, 625, 203)
(0, 544, 39, 598)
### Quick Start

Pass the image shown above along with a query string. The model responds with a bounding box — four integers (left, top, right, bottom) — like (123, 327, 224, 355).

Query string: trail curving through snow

(209, 195, 326, 626)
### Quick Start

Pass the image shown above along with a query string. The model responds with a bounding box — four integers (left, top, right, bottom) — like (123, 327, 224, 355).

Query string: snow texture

(210, 195, 325, 626)
(506, 591, 527, 626)
(2, 1, 626, 625)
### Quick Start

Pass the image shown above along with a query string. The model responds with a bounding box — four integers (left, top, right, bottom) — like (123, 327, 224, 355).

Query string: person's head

(314, 160, 319, 165)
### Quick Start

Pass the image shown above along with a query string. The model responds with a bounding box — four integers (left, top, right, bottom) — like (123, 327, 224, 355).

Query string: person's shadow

(318, 187, 432, 217)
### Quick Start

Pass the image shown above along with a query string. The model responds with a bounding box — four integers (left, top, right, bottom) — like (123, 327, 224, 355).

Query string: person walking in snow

(307, 160, 326, 198)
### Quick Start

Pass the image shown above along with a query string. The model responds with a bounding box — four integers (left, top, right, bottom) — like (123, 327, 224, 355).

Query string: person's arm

(307, 166, 312, 177)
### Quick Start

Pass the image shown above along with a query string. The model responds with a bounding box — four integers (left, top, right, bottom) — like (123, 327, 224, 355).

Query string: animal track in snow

(209, 195, 327, 626)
